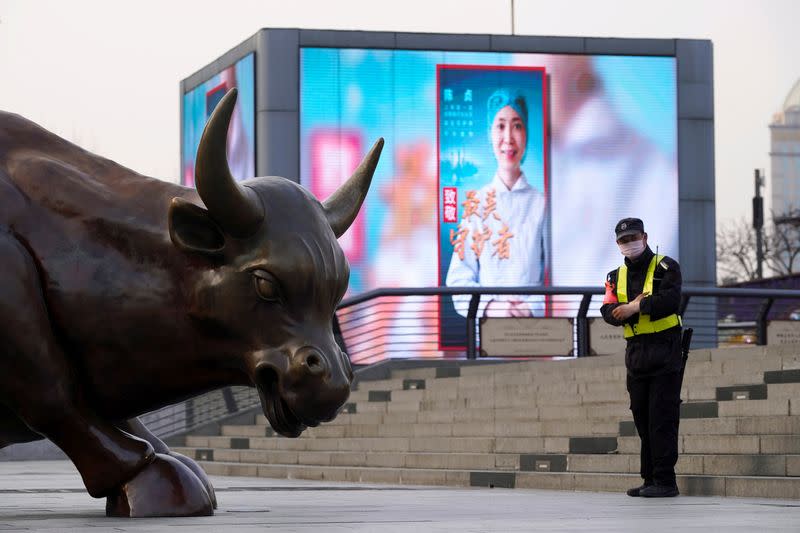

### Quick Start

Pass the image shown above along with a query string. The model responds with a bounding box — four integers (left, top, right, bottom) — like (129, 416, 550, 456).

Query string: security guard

(601, 218, 682, 498)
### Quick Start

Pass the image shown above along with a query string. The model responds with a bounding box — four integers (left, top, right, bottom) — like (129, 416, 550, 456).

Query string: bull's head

(167, 88, 382, 437)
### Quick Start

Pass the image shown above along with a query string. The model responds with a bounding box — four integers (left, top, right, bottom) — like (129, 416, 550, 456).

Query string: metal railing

(334, 285, 800, 363)
(141, 386, 260, 439)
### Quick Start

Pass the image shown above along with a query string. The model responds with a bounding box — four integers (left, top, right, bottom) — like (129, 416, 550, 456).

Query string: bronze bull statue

(0, 88, 382, 517)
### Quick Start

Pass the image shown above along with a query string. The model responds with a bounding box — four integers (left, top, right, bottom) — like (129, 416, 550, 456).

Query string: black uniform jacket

(601, 246, 683, 376)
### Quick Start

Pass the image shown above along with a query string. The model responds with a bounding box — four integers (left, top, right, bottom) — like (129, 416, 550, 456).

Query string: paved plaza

(0, 461, 798, 532)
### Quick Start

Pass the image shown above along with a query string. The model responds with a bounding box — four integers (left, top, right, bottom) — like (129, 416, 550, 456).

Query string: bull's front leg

(117, 417, 218, 509)
(0, 235, 212, 517)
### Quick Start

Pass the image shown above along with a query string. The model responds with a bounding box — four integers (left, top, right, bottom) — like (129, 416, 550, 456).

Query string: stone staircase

(173, 345, 800, 499)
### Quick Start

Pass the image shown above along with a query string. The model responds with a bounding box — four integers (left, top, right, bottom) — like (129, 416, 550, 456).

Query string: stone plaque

(588, 318, 626, 355)
(767, 320, 800, 345)
(479, 318, 573, 357)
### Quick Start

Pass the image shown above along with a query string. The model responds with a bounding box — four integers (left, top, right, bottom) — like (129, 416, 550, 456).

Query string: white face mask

(618, 239, 645, 259)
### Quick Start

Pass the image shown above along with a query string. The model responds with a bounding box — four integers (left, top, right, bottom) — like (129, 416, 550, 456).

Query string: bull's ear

(168, 197, 225, 255)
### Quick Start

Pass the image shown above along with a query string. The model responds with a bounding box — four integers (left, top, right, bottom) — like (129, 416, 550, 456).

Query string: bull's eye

(252, 270, 280, 302)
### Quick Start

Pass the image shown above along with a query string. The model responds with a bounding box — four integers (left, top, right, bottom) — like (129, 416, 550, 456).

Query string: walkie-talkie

(653, 244, 661, 295)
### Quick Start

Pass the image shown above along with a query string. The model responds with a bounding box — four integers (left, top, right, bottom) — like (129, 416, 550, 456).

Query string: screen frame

(180, 37, 260, 188)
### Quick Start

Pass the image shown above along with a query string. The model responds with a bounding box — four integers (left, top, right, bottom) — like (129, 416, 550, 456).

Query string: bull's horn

(194, 87, 264, 238)
(323, 138, 384, 238)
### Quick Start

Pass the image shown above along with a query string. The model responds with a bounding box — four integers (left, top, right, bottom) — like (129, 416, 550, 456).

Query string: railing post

(756, 297, 774, 345)
(466, 294, 480, 360)
(186, 399, 195, 429)
(222, 387, 238, 414)
(576, 293, 592, 357)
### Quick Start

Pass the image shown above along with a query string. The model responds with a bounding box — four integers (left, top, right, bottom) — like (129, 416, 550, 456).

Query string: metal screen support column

(466, 294, 480, 360)
(756, 297, 774, 345)
(576, 293, 592, 357)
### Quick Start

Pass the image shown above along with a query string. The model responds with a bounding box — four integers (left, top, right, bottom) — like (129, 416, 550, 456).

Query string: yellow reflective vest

(616, 254, 682, 339)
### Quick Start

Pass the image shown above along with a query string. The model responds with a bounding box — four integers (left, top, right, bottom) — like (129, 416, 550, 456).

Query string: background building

(770, 78, 800, 221)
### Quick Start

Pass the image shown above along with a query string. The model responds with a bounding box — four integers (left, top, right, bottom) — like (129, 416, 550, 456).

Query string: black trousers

(626, 370, 682, 486)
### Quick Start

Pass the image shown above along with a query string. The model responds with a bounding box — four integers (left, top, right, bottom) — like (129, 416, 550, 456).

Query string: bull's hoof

(168, 451, 218, 509)
(105, 453, 213, 517)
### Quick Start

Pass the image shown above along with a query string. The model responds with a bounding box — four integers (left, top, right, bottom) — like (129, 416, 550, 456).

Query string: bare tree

(716, 217, 761, 283)
(717, 208, 800, 284)
(767, 207, 800, 275)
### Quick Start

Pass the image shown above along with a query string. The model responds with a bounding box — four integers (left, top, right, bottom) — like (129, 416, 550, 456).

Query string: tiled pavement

(0, 460, 798, 532)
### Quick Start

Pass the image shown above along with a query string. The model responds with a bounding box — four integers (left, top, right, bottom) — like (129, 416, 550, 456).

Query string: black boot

(626, 483, 653, 497)
(640, 484, 679, 498)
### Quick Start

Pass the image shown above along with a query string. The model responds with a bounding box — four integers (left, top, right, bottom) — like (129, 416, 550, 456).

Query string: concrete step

(617, 434, 800, 455)
(175, 448, 519, 470)
(358, 378, 800, 401)
(188, 435, 505, 453)
(388, 367, 442, 380)
(521, 453, 800, 477)
(398, 362, 579, 381)
(236, 414, 800, 444)
(186, 434, 630, 455)
(381, 347, 796, 382)
(765, 368, 800, 383)
(354, 378, 407, 391)
(353, 372, 780, 402)
(241, 407, 800, 446)
(196, 460, 800, 499)
(342, 396, 636, 418)
(515, 471, 800, 499)
(736, 415, 800, 435)
(222, 419, 621, 439)
(350, 382, 649, 404)
(718, 398, 796, 417)
(382, 347, 791, 380)
(354, 370, 777, 401)
(259, 401, 630, 428)
(619, 415, 800, 436)
(347, 385, 798, 417)
(766, 382, 800, 399)
(654, 398, 800, 420)
(178, 444, 800, 478)
(256, 408, 541, 428)
(338, 394, 634, 414)
(358, 376, 800, 406)
(343, 379, 798, 420)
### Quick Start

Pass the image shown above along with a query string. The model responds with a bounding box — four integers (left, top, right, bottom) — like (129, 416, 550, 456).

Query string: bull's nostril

(305, 352, 325, 375)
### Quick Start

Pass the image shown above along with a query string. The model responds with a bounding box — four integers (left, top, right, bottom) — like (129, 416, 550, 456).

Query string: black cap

(615, 217, 645, 240)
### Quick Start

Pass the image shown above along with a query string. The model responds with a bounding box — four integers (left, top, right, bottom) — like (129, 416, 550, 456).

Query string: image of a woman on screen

(446, 87, 548, 318)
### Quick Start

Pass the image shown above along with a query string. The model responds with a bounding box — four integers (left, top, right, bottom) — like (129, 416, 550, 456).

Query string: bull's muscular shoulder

(1, 110, 150, 187)
(0, 111, 93, 166)
(0, 111, 186, 230)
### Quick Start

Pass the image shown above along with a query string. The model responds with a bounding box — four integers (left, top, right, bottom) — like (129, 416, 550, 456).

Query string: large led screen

(300, 48, 677, 355)
(182, 53, 255, 186)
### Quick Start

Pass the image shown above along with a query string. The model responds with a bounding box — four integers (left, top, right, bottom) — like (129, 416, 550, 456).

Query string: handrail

(679, 287, 800, 298)
(339, 286, 601, 308)
(338, 285, 800, 309)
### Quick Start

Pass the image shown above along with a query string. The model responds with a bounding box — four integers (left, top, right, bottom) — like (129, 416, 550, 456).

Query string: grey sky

(1, 0, 798, 230)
